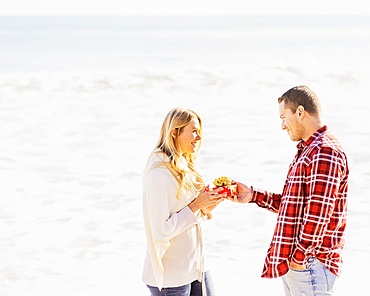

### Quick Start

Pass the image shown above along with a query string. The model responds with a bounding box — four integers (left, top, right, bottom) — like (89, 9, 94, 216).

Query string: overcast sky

(1, 0, 369, 16)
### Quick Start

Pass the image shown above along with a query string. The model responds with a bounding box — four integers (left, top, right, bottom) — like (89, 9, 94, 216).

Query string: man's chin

(289, 135, 299, 142)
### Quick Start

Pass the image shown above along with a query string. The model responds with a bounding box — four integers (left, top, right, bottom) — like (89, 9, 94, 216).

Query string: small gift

(208, 176, 238, 197)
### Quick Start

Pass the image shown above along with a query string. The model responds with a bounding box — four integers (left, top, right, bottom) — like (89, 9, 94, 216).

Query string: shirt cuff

(250, 186, 260, 203)
(184, 205, 204, 222)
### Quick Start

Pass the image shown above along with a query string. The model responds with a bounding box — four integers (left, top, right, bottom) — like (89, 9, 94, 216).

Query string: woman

(142, 107, 223, 296)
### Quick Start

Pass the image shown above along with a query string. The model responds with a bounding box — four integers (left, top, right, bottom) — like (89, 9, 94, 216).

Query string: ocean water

(0, 16, 369, 295)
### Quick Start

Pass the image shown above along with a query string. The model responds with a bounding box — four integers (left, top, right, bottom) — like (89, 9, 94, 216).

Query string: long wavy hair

(155, 107, 204, 197)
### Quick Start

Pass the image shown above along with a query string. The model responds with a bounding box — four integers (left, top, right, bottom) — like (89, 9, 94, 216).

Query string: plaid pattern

(252, 126, 349, 278)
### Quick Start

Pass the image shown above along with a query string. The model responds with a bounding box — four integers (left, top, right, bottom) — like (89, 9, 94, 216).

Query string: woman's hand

(188, 186, 224, 214)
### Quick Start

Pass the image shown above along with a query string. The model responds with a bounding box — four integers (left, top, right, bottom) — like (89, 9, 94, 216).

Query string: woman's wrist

(188, 199, 199, 213)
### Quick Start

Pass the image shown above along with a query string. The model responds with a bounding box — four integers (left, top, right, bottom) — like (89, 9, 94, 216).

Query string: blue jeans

(282, 257, 338, 296)
(147, 271, 216, 296)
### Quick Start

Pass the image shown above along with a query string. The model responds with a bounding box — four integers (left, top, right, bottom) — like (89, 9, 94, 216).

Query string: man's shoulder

(319, 130, 345, 153)
(307, 131, 347, 165)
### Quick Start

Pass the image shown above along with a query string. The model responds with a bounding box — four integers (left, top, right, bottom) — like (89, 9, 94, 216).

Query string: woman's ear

(171, 129, 177, 138)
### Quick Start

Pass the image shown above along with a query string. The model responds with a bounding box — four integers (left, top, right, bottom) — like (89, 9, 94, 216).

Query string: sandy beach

(0, 16, 369, 295)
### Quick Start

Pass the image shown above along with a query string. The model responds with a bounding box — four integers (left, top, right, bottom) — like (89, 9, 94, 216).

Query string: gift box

(207, 176, 238, 197)
(208, 184, 238, 197)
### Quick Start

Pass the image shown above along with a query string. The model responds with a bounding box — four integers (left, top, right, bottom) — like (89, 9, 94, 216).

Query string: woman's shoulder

(143, 152, 178, 188)
(143, 151, 171, 175)
(147, 150, 169, 165)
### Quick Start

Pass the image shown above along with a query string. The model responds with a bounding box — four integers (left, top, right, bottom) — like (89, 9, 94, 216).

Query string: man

(233, 86, 349, 296)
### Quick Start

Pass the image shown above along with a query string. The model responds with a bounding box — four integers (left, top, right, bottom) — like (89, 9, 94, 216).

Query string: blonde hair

(155, 107, 204, 197)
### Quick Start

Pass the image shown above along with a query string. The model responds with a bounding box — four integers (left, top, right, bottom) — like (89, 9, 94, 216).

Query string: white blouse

(142, 151, 207, 290)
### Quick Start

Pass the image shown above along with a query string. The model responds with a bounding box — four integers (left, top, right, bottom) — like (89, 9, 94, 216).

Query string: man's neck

(302, 120, 323, 142)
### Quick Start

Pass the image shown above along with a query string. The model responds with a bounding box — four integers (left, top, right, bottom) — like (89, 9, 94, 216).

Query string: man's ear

(297, 105, 305, 117)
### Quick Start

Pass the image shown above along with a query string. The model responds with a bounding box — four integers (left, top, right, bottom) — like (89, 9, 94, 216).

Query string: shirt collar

(296, 125, 328, 149)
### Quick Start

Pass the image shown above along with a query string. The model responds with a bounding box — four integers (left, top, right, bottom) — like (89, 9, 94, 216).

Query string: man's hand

(229, 181, 253, 203)
(289, 261, 306, 271)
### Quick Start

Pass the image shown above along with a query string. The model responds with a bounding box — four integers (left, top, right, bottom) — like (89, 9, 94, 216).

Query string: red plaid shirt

(252, 126, 349, 278)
